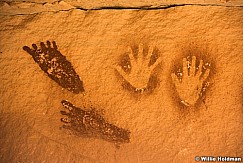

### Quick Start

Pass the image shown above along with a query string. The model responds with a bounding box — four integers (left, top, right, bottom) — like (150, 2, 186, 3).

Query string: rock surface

(0, 0, 242, 162)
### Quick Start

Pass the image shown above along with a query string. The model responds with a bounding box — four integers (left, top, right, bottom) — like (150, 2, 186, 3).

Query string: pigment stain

(115, 44, 161, 94)
(170, 42, 216, 110)
(23, 41, 84, 94)
(60, 100, 130, 144)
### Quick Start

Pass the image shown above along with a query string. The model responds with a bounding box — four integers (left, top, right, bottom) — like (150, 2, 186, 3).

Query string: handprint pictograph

(60, 100, 130, 144)
(115, 44, 162, 92)
(171, 56, 210, 106)
(23, 41, 84, 94)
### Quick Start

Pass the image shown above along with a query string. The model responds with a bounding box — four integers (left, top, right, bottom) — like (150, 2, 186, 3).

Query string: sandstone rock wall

(0, 0, 242, 162)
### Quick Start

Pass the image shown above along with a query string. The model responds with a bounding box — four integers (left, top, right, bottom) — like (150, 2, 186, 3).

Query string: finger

(52, 41, 58, 50)
(149, 57, 162, 71)
(114, 65, 128, 81)
(127, 46, 135, 65)
(61, 117, 71, 123)
(145, 45, 154, 65)
(40, 42, 47, 54)
(200, 68, 210, 82)
(196, 59, 203, 77)
(61, 100, 74, 111)
(190, 56, 196, 76)
(137, 43, 144, 63)
(60, 111, 70, 116)
(182, 58, 188, 77)
(171, 73, 180, 87)
(32, 44, 37, 50)
(23, 46, 31, 53)
(47, 40, 51, 49)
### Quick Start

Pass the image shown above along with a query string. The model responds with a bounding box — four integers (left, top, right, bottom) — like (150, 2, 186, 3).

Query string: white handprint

(171, 56, 210, 106)
(115, 44, 162, 92)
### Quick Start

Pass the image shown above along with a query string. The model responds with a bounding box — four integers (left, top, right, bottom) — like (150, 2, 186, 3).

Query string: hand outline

(171, 56, 210, 106)
(115, 44, 162, 92)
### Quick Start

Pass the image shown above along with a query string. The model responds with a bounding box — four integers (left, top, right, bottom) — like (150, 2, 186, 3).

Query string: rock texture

(0, 0, 242, 162)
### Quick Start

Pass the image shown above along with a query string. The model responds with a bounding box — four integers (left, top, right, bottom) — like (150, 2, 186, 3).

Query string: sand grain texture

(0, 1, 242, 162)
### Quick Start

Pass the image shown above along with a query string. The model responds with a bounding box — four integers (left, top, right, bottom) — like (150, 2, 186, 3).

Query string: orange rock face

(0, 1, 242, 162)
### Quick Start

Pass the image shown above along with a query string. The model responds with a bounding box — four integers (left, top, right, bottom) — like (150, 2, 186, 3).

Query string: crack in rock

(0, 0, 242, 16)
